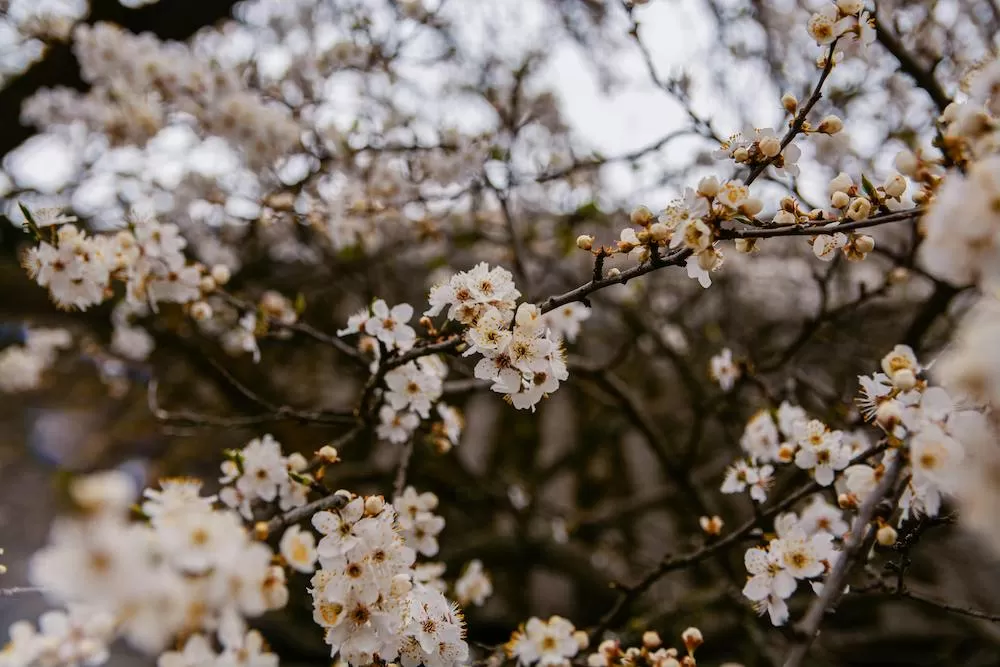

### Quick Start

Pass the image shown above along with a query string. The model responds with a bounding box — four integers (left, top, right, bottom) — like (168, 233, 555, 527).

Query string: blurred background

(1, 0, 1000, 665)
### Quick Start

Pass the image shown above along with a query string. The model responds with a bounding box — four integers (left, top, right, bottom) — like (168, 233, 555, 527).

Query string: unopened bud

(777, 443, 796, 463)
(741, 197, 764, 217)
(681, 627, 703, 654)
(759, 135, 782, 158)
(699, 515, 724, 536)
(364, 495, 386, 516)
(883, 172, 907, 198)
(837, 493, 857, 510)
(847, 197, 871, 221)
(830, 191, 850, 209)
(697, 176, 720, 197)
(855, 234, 875, 254)
(773, 209, 797, 225)
(190, 301, 213, 321)
(199, 275, 217, 292)
(642, 631, 662, 649)
(631, 205, 655, 227)
(254, 521, 270, 540)
(817, 114, 844, 134)
(649, 222, 670, 242)
(576, 234, 595, 251)
(607, 267, 622, 278)
(733, 146, 750, 163)
(876, 524, 898, 546)
(781, 92, 798, 114)
(317, 445, 340, 463)
(287, 452, 308, 472)
(211, 264, 231, 285)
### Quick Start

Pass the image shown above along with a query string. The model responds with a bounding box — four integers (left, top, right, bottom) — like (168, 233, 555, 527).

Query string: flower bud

(199, 275, 217, 292)
(759, 135, 782, 158)
(649, 222, 670, 242)
(607, 267, 621, 278)
(847, 196, 871, 221)
(838, 493, 857, 510)
(254, 521, 270, 540)
(855, 234, 875, 254)
(697, 176, 720, 197)
(636, 229, 652, 244)
(190, 301, 213, 321)
(697, 248, 722, 271)
(287, 452, 308, 472)
(576, 234, 595, 251)
(364, 495, 386, 516)
(211, 264, 231, 285)
(735, 238, 759, 254)
(876, 524, 898, 546)
(733, 146, 750, 163)
(773, 209, 796, 225)
(631, 205, 655, 227)
(817, 114, 844, 134)
(317, 445, 340, 463)
(741, 197, 764, 217)
(699, 515, 724, 535)
(574, 631, 590, 651)
(830, 190, 850, 209)
(883, 172, 907, 198)
(681, 627, 703, 654)
(642, 631, 662, 649)
(781, 92, 798, 114)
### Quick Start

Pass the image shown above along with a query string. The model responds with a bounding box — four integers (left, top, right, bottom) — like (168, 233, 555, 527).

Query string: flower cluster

(742, 512, 839, 626)
(21, 471, 287, 661)
(0, 606, 116, 667)
(427, 263, 569, 411)
(506, 616, 588, 667)
(587, 628, 704, 667)
(308, 493, 468, 667)
(22, 214, 214, 313)
(218, 434, 311, 520)
(395, 487, 446, 557)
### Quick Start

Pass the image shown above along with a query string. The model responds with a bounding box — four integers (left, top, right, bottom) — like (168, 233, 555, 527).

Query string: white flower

(377, 405, 420, 444)
(812, 232, 847, 261)
(385, 363, 443, 419)
(910, 423, 964, 492)
(772, 529, 834, 579)
(236, 434, 288, 503)
(710, 348, 740, 391)
(454, 559, 492, 607)
(798, 495, 848, 538)
(364, 300, 416, 350)
(742, 548, 796, 626)
(740, 410, 780, 462)
(793, 420, 851, 486)
(280, 525, 318, 573)
(543, 303, 591, 343)
(507, 616, 580, 667)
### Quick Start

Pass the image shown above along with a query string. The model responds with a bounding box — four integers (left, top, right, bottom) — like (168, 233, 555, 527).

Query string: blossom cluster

(307, 492, 469, 667)
(22, 214, 213, 313)
(735, 345, 988, 625)
(218, 434, 312, 521)
(426, 263, 572, 411)
(11, 470, 288, 665)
